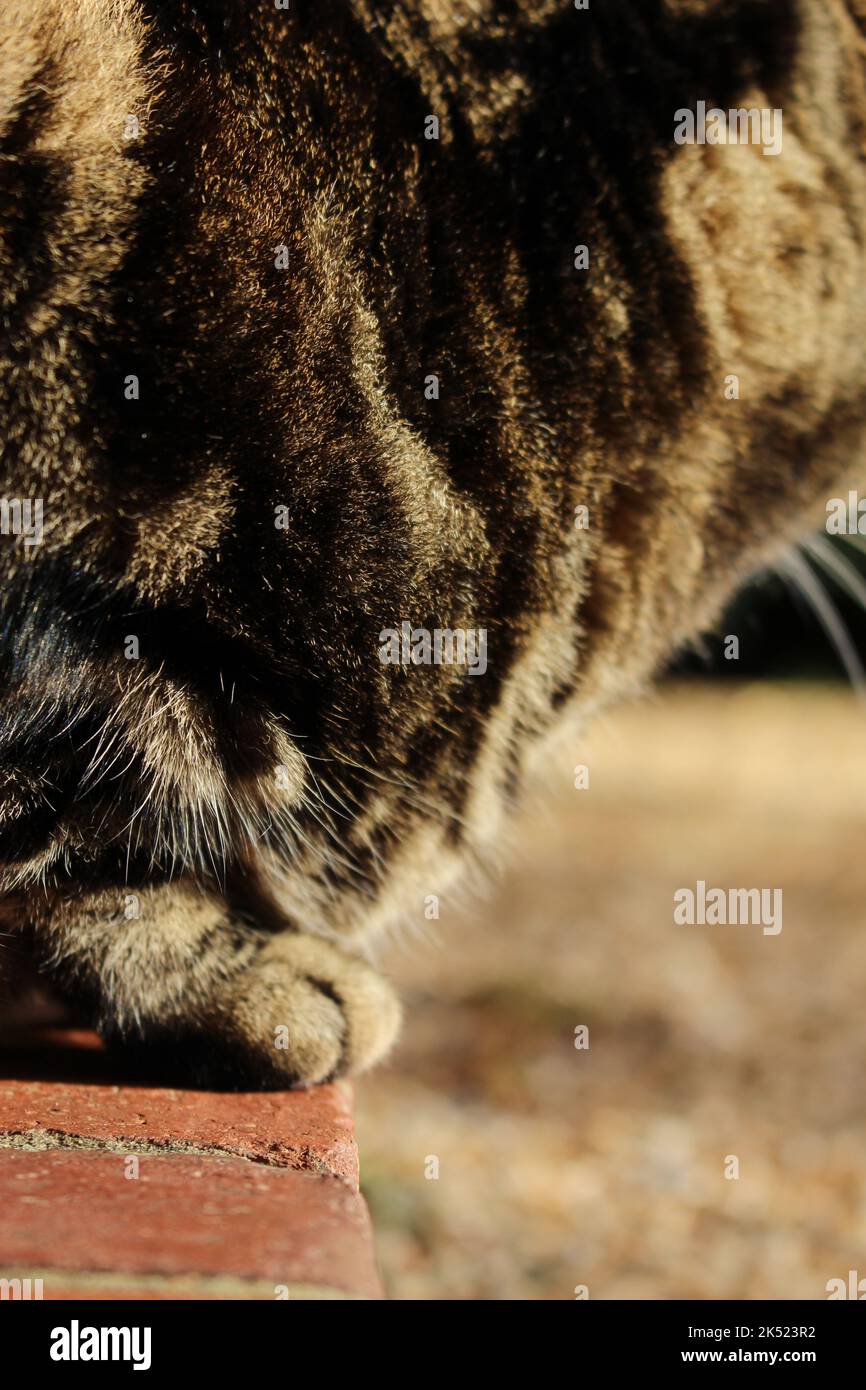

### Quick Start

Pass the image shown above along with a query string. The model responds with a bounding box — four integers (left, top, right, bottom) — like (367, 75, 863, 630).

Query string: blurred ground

(355, 683, 866, 1300)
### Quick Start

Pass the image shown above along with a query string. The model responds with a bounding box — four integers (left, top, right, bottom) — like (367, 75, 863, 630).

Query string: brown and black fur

(2, 0, 866, 1086)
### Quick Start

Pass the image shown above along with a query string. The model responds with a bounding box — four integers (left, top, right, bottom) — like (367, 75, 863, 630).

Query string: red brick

(0, 1030, 358, 1185)
(0, 1028, 383, 1300)
(0, 1150, 382, 1298)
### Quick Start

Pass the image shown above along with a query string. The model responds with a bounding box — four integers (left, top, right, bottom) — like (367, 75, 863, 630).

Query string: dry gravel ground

(355, 683, 866, 1301)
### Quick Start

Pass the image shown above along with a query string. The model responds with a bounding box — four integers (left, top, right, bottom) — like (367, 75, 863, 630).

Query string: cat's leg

(28, 882, 400, 1088)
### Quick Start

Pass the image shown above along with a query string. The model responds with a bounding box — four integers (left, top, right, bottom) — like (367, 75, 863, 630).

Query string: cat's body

(1, 0, 865, 1085)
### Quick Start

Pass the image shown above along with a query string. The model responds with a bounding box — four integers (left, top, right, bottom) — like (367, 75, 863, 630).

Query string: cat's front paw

(31, 882, 399, 1090)
(209, 932, 401, 1088)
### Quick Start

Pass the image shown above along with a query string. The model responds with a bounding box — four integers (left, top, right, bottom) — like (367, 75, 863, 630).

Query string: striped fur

(1, 0, 866, 1085)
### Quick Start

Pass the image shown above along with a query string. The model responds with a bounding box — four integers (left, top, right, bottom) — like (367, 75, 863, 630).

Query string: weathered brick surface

(0, 1030, 383, 1300)
(0, 1151, 381, 1298)
(0, 1029, 359, 1184)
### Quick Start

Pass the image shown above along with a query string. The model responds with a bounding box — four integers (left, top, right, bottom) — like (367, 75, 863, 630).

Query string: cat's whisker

(803, 534, 866, 615)
(776, 547, 866, 699)
(838, 531, 866, 559)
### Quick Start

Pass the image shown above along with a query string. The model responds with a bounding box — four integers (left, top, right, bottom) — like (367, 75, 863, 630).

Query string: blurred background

(355, 535, 866, 1299)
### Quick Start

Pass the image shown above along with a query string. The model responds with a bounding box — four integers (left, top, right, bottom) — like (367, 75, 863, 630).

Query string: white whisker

(776, 547, 866, 699)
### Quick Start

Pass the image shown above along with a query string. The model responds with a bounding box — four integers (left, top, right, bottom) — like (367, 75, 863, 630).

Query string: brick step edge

(0, 1031, 383, 1302)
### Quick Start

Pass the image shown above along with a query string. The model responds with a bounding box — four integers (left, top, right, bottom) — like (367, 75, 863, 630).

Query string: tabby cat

(1, 0, 865, 1086)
